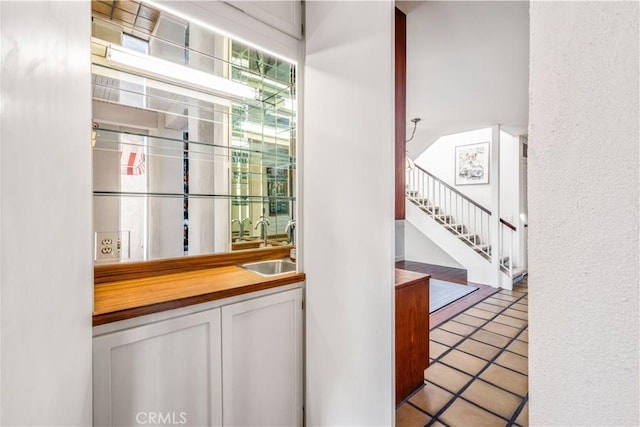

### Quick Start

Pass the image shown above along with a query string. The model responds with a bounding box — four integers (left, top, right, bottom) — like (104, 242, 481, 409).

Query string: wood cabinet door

(93, 309, 222, 426)
(221, 288, 303, 426)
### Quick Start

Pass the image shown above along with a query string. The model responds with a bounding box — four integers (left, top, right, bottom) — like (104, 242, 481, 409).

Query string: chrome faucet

(255, 215, 270, 246)
(241, 217, 252, 238)
(285, 218, 296, 245)
(231, 218, 242, 241)
(232, 217, 253, 242)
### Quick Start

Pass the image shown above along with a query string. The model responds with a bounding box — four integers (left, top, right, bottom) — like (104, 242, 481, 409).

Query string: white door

(221, 288, 303, 426)
(93, 309, 222, 427)
(520, 142, 528, 271)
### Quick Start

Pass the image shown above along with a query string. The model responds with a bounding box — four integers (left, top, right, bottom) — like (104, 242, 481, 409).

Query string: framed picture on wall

(455, 142, 489, 185)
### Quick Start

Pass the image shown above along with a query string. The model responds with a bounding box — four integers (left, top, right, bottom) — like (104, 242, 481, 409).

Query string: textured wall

(529, 2, 639, 425)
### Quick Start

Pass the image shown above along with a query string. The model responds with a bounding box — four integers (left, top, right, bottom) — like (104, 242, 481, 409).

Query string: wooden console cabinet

(395, 269, 430, 404)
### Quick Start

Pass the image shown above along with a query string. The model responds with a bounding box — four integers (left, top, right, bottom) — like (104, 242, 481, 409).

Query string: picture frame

(455, 142, 489, 185)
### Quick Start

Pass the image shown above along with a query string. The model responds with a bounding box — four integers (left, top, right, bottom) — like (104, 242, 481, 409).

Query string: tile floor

(397, 278, 528, 427)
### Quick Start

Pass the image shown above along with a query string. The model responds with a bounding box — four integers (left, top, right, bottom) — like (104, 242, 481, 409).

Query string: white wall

(529, 2, 639, 425)
(518, 136, 528, 270)
(415, 127, 493, 208)
(498, 130, 520, 224)
(0, 1, 93, 425)
(415, 128, 521, 216)
(395, 220, 405, 261)
(414, 127, 524, 271)
(499, 130, 522, 267)
(304, 2, 395, 425)
(406, 202, 498, 286)
(404, 1, 529, 159)
(405, 222, 462, 269)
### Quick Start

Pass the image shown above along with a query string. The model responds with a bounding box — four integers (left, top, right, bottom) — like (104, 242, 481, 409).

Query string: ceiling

(91, 0, 160, 40)
(398, 1, 530, 157)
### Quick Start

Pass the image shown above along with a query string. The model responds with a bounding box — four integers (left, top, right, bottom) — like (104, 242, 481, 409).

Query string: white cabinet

(93, 309, 222, 427)
(93, 286, 303, 427)
(221, 288, 303, 426)
(225, 1, 303, 39)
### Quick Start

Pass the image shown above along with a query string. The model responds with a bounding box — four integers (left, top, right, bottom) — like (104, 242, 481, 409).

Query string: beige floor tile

(495, 351, 529, 375)
(439, 398, 507, 426)
(430, 341, 450, 359)
(440, 320, 478, 337)
(457, 338, 503, 361)
(430, 329, 464, 347)
(511, 302, 529, 313)
(480, 364, 528, 396)
(483, 297, 512, 308)
(494, 314, 527, 329)
(424, 362, 473, 394)
(453, 313, 488, 327)
(431, 422, 447, 427)
(515, 401, 529, 426)
(502, 289, 526, 297)
(517, 329, 528, 343)
(492, 293, 520, 302)
(483, 321, 522, 338)
(465, 307, 496, 320)
(506, 339, 528, 357)
(409, 382, 454, 416)
(462, 379, 523, 420)
(471, 329, 511, 348)
(475, 302, 505, 313)
(396, 403, 430, 427)
(440, 349, 489, 375)
(511, 303, 528, 312)
(503, 308, 528, 321)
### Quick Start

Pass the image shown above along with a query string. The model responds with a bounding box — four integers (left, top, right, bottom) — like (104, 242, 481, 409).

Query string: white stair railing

(406, 165, 492, 258)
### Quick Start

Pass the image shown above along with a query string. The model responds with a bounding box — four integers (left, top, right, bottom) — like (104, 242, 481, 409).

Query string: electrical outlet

(95, 231, 130, 262)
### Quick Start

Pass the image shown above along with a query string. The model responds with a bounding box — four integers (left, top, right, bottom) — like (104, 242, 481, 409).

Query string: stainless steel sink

(240, 259, 297, 276)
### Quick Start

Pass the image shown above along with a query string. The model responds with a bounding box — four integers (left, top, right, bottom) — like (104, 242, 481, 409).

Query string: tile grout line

(429, 291, 500, 331)
(425, 322, 529, 426)
(508, 393, 529, 426)
(429, 296, 528, 371)
(404, 400, 434, 419)
(442, 318, 527, 343)
(424, 290, 529, 426)
(396, 283, 528, 423)
(428, 292, 528, 366)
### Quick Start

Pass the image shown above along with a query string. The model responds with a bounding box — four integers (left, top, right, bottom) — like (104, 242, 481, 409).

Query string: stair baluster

(406, 165, 492, 259)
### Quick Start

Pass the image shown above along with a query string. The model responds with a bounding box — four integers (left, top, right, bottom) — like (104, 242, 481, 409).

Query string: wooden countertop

(395, 268, 430, 289)
(94, 266, 305, 326)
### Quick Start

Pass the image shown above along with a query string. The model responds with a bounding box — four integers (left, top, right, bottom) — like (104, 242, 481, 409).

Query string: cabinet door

(93, 309, 222, 427)
(222, 288, 303, 426)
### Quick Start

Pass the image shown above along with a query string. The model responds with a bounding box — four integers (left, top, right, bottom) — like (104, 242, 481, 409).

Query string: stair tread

(408, 195, 493, 260)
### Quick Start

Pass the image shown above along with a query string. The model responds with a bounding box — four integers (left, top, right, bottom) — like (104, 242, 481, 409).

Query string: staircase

(406, 165, 525, 288)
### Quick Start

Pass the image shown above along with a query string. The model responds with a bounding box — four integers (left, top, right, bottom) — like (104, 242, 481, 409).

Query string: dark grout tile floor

(397, 278, 529, 427)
